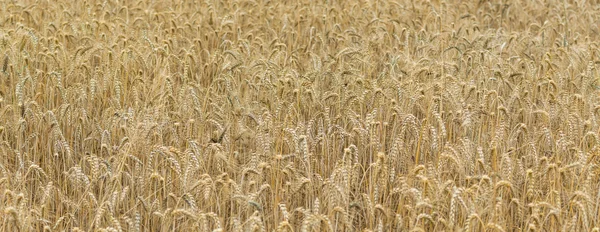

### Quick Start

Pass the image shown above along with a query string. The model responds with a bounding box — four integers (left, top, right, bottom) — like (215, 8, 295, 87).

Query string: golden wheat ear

(1, 54, 7, 74)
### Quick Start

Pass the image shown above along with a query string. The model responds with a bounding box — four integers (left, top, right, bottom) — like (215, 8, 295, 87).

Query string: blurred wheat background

(1, 0, 600, 231)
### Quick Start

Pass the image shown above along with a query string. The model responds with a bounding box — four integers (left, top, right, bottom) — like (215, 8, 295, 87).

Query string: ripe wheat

(1, 0, 600, 231)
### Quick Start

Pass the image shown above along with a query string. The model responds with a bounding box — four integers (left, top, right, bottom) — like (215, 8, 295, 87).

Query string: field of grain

(1, 0, 600, 231)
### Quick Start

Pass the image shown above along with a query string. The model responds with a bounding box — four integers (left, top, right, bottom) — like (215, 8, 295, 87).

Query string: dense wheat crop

(1, 0, 600, 231)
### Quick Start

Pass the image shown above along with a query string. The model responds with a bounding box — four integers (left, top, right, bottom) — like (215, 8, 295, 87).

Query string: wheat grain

(1, 0, 599, 231)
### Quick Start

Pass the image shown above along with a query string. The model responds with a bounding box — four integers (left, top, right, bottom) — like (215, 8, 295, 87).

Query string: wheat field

(1, 0, 600, 231)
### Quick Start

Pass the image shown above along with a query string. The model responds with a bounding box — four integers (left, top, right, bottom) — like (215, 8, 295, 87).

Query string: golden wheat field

(2, 0, 600, 231)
